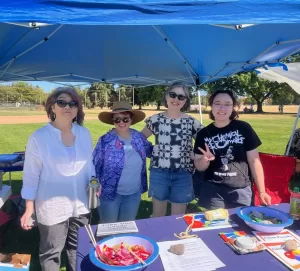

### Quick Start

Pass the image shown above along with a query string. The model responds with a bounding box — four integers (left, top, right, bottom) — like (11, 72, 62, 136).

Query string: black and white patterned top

(145, 113, 203, 172)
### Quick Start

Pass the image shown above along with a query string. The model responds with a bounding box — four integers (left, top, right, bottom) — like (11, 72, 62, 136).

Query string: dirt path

(0, 115, 100, 124)
(0, 110, 165, 124)
(0, 108, 291, 124)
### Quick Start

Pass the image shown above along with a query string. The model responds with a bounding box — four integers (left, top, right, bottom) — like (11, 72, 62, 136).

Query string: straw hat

(98, 101, 146, 125)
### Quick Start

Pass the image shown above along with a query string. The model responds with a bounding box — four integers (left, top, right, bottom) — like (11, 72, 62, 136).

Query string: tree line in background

(0, 54, 300, 113)
(0, 82, 47, 105)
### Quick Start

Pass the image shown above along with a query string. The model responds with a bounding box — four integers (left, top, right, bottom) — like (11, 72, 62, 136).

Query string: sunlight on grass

(0, 112, 299, 271)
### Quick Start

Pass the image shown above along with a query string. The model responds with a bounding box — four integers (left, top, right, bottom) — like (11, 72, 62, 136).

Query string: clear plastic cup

(290, 187, 300, 220)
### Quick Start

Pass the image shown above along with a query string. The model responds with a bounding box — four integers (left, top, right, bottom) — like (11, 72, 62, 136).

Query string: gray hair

(162, 81, 191, 112)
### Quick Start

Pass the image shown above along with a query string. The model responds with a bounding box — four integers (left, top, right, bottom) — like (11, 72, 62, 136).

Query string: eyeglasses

(168, 92, 187, 101)
(212, 103, 233, 109)
(56, 100, 78, 109)
(113, 117, 131, 124)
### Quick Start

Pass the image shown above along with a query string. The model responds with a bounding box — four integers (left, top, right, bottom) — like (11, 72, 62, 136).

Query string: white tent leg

(286, 104, 300, 155)
(132, 86, 135, 107)
(197, 90, 203, 125)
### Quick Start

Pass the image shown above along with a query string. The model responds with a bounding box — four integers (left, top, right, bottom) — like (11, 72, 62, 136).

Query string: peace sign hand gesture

(198, 143, 215, 162)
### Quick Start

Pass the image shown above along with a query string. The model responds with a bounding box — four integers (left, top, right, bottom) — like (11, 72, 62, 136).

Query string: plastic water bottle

(290, 187, 300, 220)
(88, 177, 100, 209)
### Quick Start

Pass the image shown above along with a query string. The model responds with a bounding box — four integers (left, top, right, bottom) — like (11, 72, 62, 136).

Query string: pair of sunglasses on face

(168, 92, 187, 101)
(112, 117, 131, 124)
(55, 99, 78, 109)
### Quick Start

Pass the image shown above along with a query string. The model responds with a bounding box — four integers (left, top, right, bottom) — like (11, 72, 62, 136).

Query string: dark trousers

(197, 181, 252, 210)
(38, 214, 89, 271)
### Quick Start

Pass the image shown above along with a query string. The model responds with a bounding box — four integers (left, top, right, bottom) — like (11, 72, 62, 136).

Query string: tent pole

(0, 25, 63, 71)
(105, 89, 108, 108)
(286, 104, 300, 155)
(197, 90, 203, 125)
(152, 26, 197, 77)
(132, 86, 135, 107)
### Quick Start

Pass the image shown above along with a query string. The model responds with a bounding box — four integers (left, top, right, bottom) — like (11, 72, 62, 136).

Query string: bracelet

(259, 191, 266, 194)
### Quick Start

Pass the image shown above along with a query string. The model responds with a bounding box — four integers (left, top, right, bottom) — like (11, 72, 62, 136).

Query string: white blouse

(21, 123, 95, 226)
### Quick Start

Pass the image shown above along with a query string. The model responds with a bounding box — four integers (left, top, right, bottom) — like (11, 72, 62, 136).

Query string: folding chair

(253, 153, 296, 206)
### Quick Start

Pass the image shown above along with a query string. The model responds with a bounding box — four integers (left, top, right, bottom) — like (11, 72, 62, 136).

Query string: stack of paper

(158, 238, 225, 271)
(96, 221, 138, 236)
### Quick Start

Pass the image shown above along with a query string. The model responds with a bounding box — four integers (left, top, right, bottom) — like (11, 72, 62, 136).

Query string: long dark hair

(208, 89, 239, 121)
(45, 87, 85, 125)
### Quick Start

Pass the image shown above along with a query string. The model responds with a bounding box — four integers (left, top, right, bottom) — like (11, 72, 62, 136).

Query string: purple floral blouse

(93, 128, 153, 200)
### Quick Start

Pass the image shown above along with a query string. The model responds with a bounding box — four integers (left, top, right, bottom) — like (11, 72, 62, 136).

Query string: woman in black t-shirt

(194, 89, 271, 210)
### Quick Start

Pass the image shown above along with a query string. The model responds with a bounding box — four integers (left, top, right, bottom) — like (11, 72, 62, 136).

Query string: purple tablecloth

(76, 203, 300, 271)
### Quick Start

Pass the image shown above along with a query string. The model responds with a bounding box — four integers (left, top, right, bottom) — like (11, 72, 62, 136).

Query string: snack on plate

(285, 240, 298, 251)
(204, 209, 229, 221)
(169, 244, 185, 255)
(98, 242, 151, 266)
(248, 211, 282, 225)
(235, 236, 256, 250)
(219, 231, 265, 255)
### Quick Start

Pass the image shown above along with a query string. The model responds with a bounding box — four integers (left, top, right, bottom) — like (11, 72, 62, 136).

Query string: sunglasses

(168, 92, 187, 101)
(56, 100, 78, 109)
(113, 117, 131, 124)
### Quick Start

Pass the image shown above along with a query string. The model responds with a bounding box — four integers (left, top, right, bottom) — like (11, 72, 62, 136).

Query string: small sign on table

(96, 221, 138, 236)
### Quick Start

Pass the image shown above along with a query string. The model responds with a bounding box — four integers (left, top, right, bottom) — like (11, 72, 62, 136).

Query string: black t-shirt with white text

(194, 120, 261, 188)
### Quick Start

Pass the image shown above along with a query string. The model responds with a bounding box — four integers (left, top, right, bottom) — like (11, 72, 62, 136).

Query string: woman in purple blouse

(93, 101, 152, 223)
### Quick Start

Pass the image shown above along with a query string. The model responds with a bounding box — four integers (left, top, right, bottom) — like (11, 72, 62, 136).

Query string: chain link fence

(0, 101, 41, 109)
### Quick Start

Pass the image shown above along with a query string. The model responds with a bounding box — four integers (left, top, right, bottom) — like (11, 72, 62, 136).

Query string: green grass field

(0, 113, 298, 271)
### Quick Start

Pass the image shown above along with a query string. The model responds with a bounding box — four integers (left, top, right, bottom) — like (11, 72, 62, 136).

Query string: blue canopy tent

(2, 0, 300, 25)
(0, 1, 300, 87)
(0, 23, 300, 87)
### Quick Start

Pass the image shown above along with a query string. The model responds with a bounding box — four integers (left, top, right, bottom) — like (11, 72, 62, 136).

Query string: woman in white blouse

(20, 87, 96, 271)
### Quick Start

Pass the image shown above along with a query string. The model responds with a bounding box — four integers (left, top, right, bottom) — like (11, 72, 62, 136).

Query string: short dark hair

(45, 87, 85, 125)
(162, 81, 191, 112)
(208, 89, 239, 121)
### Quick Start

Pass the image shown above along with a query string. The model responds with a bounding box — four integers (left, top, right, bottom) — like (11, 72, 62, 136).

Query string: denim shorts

(149, 168, 194, 204)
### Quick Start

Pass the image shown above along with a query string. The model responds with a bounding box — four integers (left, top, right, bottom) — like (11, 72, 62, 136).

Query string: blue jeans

(149, 168, 194, 204)
(98, 190, 141, 223)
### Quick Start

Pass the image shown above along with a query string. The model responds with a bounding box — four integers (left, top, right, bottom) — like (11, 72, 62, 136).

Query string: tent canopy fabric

(1, 1, 300, 85)
(0, 22, 300, 86)
(257, 63, 300, 95)
(2, 1, 300, 25)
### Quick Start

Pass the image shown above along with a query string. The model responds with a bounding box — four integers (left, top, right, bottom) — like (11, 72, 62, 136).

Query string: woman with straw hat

(93, 101, 153, 223)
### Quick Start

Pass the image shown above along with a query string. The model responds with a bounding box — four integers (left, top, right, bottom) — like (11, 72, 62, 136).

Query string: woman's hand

(259, 192, 272, 206)
(97, 184, 102, 197)
(198, 143, 215, 162)
(20, 200, 35, 230)
(20, 210, 34, 230)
